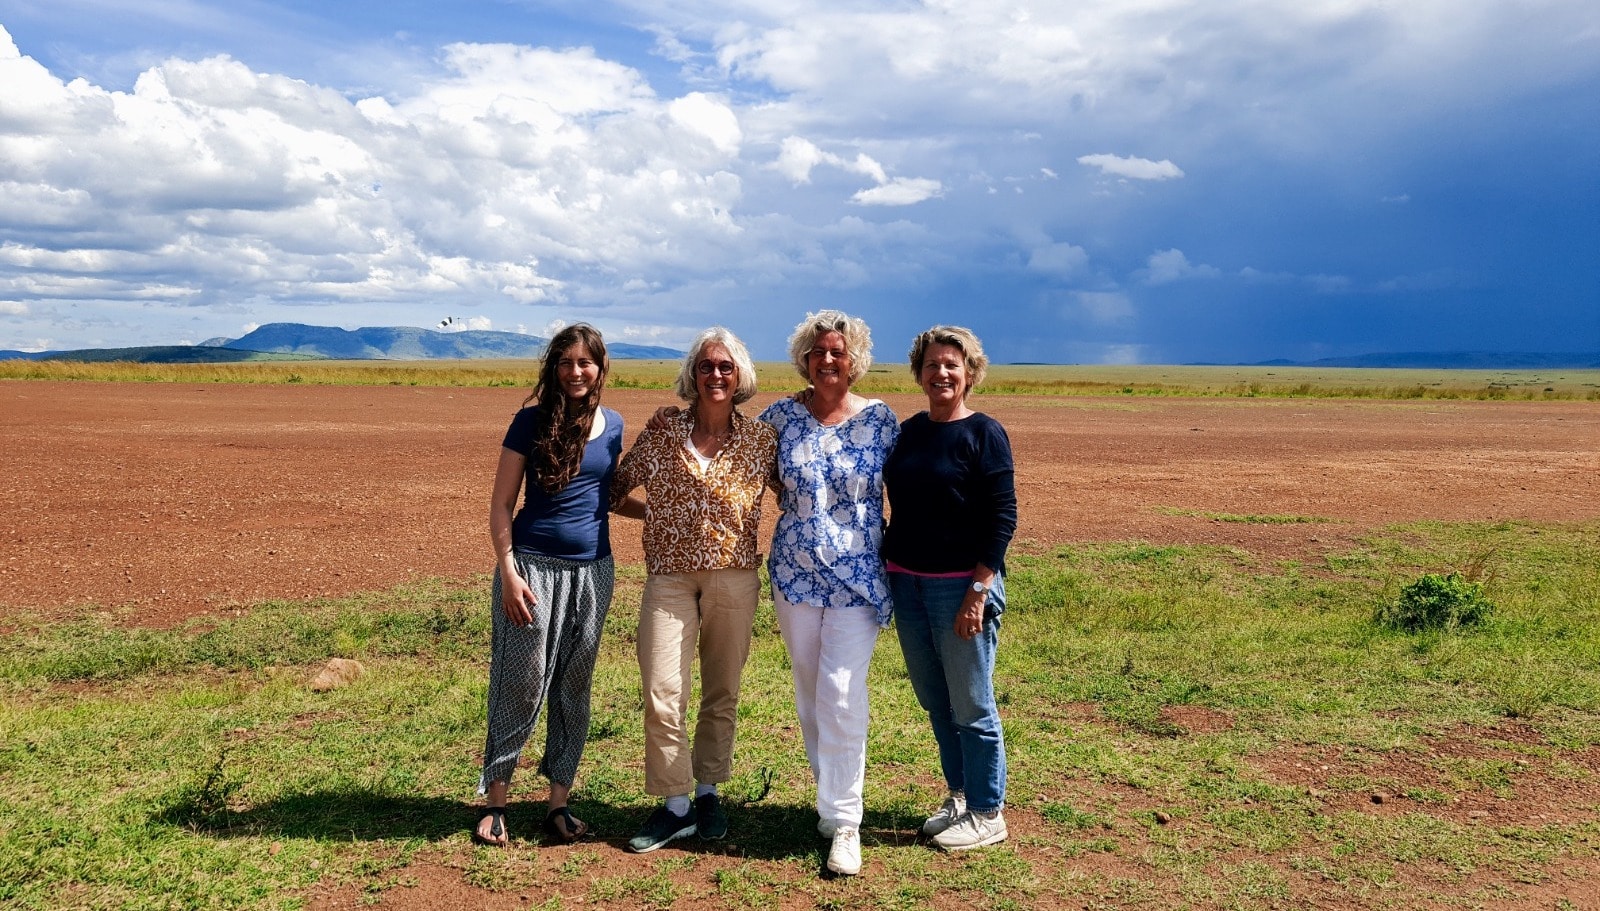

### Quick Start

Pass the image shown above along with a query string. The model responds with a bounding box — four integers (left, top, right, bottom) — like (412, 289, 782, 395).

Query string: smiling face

(918, 341, 969, 406)
(555, 341, 602, 401)
(806, 329, 853, 391)
(695, 342, 737, 404)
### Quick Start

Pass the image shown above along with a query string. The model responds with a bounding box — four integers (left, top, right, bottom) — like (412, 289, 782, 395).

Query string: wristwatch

(970, 580, 989, 595)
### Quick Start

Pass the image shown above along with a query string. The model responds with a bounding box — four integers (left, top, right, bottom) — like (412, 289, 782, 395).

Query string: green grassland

(3, 521, 1597, 909)
(4, 357, 1599, 400)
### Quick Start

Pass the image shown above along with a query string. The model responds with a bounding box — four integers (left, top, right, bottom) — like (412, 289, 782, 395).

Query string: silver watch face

(971, 581, 987, 594)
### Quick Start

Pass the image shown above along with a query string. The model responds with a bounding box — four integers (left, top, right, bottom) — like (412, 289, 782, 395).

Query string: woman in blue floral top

(759, 310, 898, 877)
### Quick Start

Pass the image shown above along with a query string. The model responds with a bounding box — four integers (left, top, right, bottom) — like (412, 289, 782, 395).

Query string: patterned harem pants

(479, 551, 614, 792)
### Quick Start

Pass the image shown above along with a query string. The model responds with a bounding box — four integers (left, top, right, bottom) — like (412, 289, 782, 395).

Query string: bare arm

(490, 446, 536, 626)
(646, 405, 680, 431)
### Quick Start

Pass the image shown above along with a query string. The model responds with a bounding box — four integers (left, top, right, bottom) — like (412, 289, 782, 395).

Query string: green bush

(1375, 572, 1495, 631)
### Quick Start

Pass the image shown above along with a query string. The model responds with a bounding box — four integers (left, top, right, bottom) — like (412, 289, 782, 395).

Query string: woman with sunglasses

(610, 327, 778, 853)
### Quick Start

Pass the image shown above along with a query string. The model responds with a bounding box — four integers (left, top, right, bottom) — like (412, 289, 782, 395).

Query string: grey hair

(674, 326, 759, 404)
(786, 310, 873, 384)
(908, 325, 989, 398)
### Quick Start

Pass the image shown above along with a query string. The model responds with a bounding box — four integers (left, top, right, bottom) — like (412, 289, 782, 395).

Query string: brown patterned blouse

(611, 409, 778, 574)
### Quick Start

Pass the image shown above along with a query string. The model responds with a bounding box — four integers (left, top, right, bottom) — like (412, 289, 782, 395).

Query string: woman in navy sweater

(881, 325, 1017, 851)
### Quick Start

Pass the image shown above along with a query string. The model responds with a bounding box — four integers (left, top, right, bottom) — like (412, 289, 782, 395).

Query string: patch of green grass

(8, 360, 1600, 399)
(2, 521, 1598, 908)
(1038, 802, 1106, 831)
(1, 579, 486, 684)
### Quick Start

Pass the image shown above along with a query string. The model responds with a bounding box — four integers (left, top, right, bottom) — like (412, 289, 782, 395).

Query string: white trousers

(773, 591, 881, 828)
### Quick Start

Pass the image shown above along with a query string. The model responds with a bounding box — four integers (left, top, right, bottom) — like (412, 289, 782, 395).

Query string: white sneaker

(826, 826, 861, 875)
(920, 792, 966, 837)
(817, 818, 837, 839)
(931, 809, 1008, 851)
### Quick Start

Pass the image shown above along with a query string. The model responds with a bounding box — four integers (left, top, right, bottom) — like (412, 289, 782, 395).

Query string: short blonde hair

(675, 326, 759, 405)
(908, 325, 989, 398)
(786, 310, 873, 384)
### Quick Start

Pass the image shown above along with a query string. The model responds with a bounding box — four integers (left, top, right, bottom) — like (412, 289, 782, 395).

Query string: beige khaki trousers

(637, 568, 760, 796)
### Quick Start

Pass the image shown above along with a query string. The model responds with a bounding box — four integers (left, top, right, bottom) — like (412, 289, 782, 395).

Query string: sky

(0, 0, 1596, 364)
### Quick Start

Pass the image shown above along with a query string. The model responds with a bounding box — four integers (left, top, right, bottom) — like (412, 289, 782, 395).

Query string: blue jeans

(889, 571, 1007, 813)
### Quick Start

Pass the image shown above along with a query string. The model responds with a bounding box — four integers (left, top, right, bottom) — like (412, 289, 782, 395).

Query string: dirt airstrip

(3, 381, 1597, 626)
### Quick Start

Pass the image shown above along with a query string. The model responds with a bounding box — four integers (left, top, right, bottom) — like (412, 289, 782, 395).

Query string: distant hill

(220, 323, 682, 360)
(0, 345, 319, 364)
(2, 323, 684, 363)
(1251, 352, 1600, 369)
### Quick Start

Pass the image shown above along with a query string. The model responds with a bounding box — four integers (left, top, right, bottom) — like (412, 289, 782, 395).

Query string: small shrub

(1376, 572, 1494, 631)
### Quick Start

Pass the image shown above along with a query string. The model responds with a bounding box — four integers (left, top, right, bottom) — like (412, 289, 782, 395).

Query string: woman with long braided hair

(476, 323, 622, 846)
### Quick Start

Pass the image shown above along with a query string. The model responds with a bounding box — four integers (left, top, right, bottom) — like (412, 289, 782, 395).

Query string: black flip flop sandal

(543, 805, 589, 843)
(473, 806, 508, 846)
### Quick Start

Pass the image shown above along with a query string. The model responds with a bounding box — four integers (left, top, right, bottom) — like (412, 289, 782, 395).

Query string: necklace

(691, 421, 733, 456)
(807, 397, 853, 427)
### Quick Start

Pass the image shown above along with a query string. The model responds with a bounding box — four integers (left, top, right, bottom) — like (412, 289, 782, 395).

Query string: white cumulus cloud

(0, 25, 779, 347)
(1029, 242, 1089, 278)
(1078, 153, 1185, 181)
(668, 92, 743, 156)
(772, 136, 887, 185)
(1145, 249, 1219, 284)
(851, 177, 943, 206)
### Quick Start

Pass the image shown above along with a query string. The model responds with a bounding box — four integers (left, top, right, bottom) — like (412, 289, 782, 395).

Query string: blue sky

(1, 0, 1596, 363)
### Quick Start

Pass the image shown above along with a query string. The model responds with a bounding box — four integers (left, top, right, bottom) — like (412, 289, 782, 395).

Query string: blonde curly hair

(786, 310, 873, 384)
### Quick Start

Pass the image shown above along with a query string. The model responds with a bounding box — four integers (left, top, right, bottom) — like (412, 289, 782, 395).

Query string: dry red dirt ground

(4, 381, 1596, 625)
(5, 381, 1599, 910)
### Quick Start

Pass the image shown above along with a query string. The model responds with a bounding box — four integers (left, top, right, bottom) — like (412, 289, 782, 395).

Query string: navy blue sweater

(882, 411, 1017, 574)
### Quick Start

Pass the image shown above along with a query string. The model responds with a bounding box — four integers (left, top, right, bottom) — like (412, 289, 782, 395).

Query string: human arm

(609, 427, 654, 516)
(613, 493, 647, 519)
(489, 446, 537, 627)
(645, 405, 681, 432)
(957, 419, 1014, 641)
(755, 402, 786, 495)
(955, 562, 999, 640)
(974, 419, 1018, 573)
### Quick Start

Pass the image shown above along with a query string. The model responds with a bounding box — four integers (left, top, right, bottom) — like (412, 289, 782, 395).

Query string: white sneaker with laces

(931, 809, 1008, 851)
(920, 792, 966, 837)
(826, 826, 861, 875)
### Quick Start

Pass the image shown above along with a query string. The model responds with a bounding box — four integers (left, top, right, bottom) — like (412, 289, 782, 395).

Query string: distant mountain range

(1243, 352, 1600, 369)
(2, 328, 1595, 368)
(0, 323, 684, 363)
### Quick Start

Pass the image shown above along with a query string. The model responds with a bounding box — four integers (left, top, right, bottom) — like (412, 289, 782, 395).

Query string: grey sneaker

(920, 792, 966, 837)
(694, 793, 728, 840)
(826, 826, 861, 875)
(627, 807, 696, 853)
(931, 809, 1008, 851)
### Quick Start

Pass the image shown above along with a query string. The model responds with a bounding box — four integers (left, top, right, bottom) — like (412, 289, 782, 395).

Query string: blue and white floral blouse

(760, 397, 899, 626)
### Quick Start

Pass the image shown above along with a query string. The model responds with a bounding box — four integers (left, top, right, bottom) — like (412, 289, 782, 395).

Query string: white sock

(694, 783, 718, 799)
(666, 794, 691, 816)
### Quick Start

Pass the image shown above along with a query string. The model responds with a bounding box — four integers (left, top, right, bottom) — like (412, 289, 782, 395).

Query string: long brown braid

(523, 324, 609, 494)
